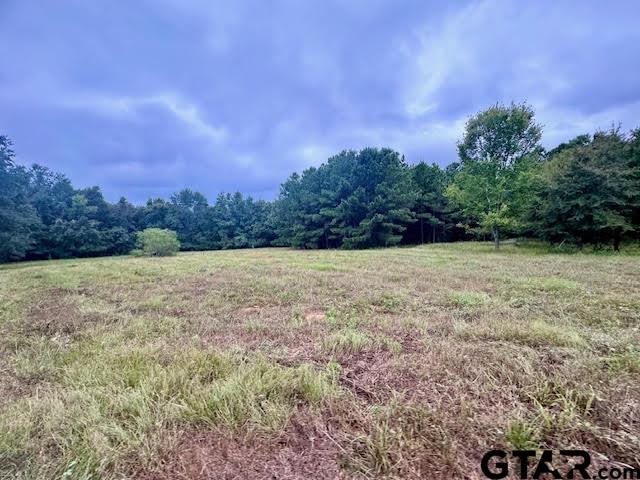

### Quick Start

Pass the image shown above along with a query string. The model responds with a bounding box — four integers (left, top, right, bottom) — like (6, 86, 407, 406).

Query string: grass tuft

(505, 418, 540, 449)
(343, 398, 454, 476)
(455, 318, 587, 349)
(323, 328, 370, 354)
(448, 291, 490, 309)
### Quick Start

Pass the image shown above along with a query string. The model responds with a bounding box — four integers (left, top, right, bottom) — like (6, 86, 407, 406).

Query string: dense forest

(1, 103, 639, 262)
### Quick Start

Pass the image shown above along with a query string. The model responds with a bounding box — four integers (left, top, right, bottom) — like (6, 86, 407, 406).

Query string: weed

(506, 418, 540, 449)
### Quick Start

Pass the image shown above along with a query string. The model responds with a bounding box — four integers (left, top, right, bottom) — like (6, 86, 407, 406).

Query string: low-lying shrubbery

(133, 228, 180, 257)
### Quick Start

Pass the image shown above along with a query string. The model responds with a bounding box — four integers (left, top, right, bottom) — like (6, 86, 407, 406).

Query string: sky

(1, 1, 639, 203)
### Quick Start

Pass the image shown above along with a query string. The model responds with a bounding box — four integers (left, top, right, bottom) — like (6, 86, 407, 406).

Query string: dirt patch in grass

(136, 412, 347, 480)
(203, 309, 326, 359)
(0, 362, 40, 405)
(21, 287, 116, 337)
(24, 291, 86, 335)
(200, 306, 337, 365)
(304, 309, 326, 322)
(236, 305, 263, 316)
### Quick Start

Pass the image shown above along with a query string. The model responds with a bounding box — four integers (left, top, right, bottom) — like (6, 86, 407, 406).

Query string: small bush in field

(135, 228, 180, 256)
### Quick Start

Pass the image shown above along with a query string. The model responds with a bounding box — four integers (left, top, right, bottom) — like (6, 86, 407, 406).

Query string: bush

(135, 228, 180, 256)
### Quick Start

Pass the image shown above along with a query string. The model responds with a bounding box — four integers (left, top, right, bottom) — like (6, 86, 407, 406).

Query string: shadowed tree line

(1, 103, 639, 262)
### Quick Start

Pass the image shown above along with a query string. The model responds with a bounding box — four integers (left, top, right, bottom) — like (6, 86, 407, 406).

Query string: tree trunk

(613, 232, 621, 252)
(420, 219, 424, 244)
(432, 224, 436, 243)
(492, 227, 500, 250)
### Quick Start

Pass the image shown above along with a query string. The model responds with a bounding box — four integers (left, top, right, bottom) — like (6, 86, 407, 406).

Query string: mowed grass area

(1, 243, 639, 479)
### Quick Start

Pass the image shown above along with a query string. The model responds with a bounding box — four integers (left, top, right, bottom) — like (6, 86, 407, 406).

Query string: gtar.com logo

(481, 450, 640, 479)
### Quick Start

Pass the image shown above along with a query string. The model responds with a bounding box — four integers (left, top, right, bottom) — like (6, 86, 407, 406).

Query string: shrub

(135, 228, 180, 256)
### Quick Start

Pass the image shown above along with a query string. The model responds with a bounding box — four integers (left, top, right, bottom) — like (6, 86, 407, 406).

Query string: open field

(1, 243, 639, 479)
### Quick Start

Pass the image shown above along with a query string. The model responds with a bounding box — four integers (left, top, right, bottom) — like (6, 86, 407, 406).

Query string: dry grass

(0, 242, 639, 479)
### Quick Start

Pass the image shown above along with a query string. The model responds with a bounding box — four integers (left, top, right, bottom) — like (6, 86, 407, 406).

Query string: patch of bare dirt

(336, 351, 397, 402)
(304, 309, 326, 323)
(23, 288, 104, 335)
(237, 305, 263, 316)
(135, 413, 350, 480)
(201, 306, 331, 364)
(0, 363, 37, 405)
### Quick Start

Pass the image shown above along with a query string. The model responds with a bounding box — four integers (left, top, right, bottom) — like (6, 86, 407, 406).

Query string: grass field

(1, 243, 639, 479)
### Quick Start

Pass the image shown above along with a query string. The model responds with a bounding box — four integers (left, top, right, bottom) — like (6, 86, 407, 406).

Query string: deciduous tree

(446, 103, 543, 249)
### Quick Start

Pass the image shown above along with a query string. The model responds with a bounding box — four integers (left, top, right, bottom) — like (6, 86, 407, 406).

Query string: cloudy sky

(1, 1, 639, 203)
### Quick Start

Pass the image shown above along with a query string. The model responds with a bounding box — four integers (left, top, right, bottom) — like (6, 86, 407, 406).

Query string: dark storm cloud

(1, 0, 639, 203)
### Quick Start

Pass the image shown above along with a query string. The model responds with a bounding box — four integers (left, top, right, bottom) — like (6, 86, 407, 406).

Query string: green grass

(323, 328, 371, 354)
(1, 242, 639, 478)
(454, 318, 587, 348)
(1, 346, 337, 479)
(448, 291, 491, 309)
(515, 276, 581, 292)
(505, 418, 540, 450)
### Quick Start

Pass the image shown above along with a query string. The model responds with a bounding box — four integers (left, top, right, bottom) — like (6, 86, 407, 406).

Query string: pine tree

(537, 129, 637, 250)
(409, 162, 448, 244)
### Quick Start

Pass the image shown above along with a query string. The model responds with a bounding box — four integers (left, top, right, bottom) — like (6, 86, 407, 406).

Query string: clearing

(0, 243, 639, 479)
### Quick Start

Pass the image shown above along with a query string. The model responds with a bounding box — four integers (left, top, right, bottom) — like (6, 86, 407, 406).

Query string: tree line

(1, 103, 639, 262)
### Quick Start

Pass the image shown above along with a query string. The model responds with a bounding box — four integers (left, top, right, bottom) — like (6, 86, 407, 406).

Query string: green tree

(136, 228, 180, 256)
(166, 189, 209, 250)
(446, 103, 543, 249)
(43, 189, 133, 258)
(334, 149, 415, 248)
(273, 148, 415, 249)
(111, 197, 139, 233)
(140, 198, 170, 229)
(409, 162, 448, 244)
(0, 136, 40, 261)
(536, 129, 638, 250)
(627, 129, 640, 233)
